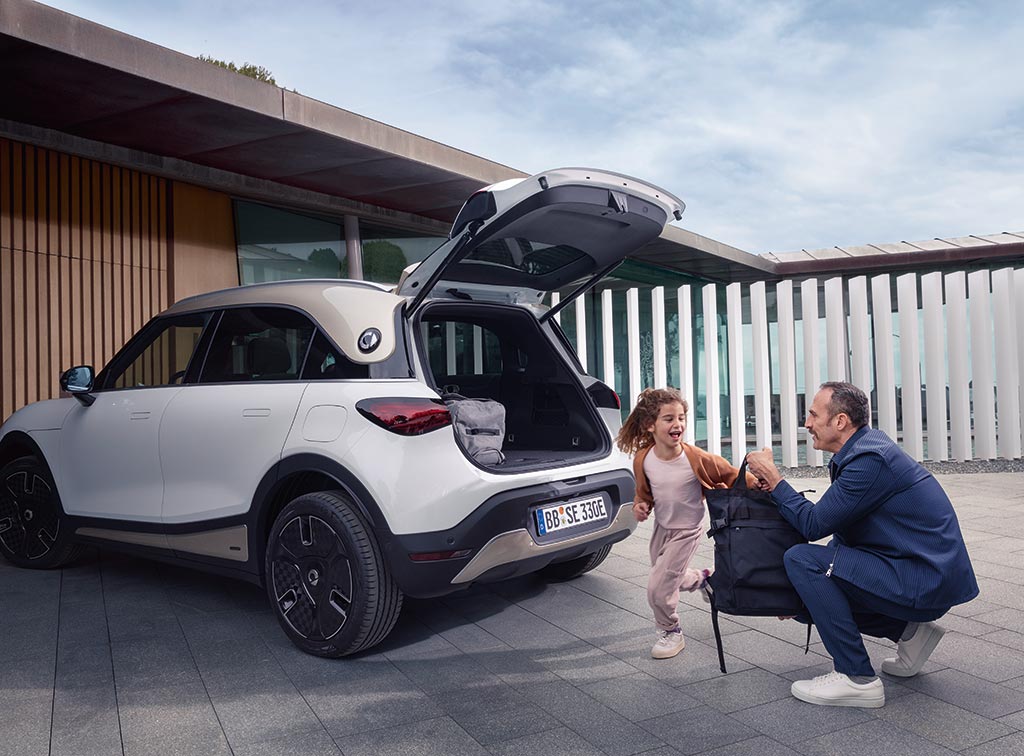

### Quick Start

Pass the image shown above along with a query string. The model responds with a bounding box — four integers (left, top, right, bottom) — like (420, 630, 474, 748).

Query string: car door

(158, 306, 313, 524)
(58, 312, 213, 521)
(396, 167, 684, 320)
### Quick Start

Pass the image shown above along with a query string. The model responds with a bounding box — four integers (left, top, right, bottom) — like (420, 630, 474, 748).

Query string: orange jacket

(632, 443, 757, 509)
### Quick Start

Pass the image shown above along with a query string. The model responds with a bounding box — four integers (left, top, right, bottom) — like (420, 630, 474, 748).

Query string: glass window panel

(109, 313, 212, 390)
(360, 221, 446, 285)
(665, 287, 680, 391)
(301, 330, 369, 380)
(201, 307, 314, 383)
(235, 201, 346, 284)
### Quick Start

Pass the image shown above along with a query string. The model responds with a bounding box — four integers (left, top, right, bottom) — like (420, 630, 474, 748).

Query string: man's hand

(632, 500, 651, 523)
(746, 447, 783, 492)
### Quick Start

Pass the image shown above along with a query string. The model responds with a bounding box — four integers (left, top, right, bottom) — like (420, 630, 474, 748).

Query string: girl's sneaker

(652, 628, 685, 659)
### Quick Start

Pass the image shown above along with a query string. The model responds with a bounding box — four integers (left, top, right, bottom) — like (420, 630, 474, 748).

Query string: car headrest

(248, 336, 292, 377)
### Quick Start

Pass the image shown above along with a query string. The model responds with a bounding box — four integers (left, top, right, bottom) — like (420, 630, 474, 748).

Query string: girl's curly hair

(615, 387, 688, 456)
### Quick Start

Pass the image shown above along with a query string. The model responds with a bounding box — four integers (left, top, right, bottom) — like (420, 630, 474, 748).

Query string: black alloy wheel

(0, 456, 81, 568)
(265, 490, 402, 657)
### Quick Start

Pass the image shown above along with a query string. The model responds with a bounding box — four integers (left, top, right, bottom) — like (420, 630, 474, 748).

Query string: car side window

(301, 330, 369, 380)
(104, 312, 213, 390)
(200, 307, 314, 383)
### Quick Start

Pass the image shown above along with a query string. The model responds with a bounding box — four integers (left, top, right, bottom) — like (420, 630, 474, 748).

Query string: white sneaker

(651, 629, 685, 659)
(791, 671, 885, 708)
(881, 621, 946, 677)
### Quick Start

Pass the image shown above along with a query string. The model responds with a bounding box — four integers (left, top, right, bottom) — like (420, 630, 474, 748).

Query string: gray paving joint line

(161, 561, 239, 756)
(47, 568, 60, 756)
(98, 555, 128, 756)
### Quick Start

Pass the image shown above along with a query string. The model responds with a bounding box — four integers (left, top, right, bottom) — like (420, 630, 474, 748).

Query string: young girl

(617, 387, 753, 659)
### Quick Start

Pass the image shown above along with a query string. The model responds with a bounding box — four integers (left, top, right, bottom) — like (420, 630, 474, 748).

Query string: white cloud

(39, 0, 1024, 253)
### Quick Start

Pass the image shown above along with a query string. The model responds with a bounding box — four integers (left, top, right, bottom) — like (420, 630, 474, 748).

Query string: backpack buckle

(706, 517, 729, 537)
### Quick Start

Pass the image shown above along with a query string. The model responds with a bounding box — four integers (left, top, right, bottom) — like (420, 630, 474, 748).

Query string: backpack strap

(733, 457, 752, 491)
(708, 589, 727, 674)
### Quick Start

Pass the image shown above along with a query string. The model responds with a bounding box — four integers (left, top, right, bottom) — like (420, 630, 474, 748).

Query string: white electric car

(0, 168, 684, 656)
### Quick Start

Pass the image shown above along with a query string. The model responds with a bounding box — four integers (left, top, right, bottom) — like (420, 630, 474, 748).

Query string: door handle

(242, 409, 271, 418)
(129, 411, 151, 421)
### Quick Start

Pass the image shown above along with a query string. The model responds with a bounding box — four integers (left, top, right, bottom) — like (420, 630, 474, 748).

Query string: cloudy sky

(41, 0, 1024, 254)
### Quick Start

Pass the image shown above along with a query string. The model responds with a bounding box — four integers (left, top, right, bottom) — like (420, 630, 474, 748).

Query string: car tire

(0, 455, 83, 568)
(265, 490, 403, 657)
(539, 543, 612, 582)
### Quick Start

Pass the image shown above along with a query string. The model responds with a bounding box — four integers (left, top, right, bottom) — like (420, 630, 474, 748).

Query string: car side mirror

(60, 365, 96, 407)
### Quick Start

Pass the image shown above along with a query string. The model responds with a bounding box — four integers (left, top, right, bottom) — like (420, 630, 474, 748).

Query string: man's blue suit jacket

(771, 426, 979, 611)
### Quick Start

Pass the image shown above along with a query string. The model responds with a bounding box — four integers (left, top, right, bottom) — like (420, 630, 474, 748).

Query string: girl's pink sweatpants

(648, 523, 705, 632)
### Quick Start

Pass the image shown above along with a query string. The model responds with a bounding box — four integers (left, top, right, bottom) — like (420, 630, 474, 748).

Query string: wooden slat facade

(0, 138, 171, 423)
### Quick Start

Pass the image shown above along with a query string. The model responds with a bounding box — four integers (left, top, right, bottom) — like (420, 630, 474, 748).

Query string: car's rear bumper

(450, 501, 635, 584)
(385, 468, 635, 598)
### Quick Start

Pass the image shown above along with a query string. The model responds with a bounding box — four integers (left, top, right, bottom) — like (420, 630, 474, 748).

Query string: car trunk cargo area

(416, 302, 610, 472)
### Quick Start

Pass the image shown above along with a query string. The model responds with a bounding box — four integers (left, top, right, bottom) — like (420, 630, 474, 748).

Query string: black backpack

(704, 457, 809, 672)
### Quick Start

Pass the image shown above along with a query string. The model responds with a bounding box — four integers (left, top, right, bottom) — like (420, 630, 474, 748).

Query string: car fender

(0, 398, 77, 435)
(249, 452, 398, 576)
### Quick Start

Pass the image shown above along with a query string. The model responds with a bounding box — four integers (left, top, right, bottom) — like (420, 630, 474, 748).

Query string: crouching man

(746, 381, 978, 708)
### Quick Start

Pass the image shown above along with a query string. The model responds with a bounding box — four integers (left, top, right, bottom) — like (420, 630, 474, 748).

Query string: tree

(307, 247, 344, 278)
(362, 240, 408, 284)
(198, 55, 276, 85)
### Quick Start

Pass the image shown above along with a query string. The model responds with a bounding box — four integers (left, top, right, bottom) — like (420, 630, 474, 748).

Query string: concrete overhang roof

(0, 0, 525, 222)
(761, 232, 1024, 278)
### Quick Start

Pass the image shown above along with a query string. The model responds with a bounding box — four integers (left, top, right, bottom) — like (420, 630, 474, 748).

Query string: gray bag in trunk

(444, 394, 506, 465)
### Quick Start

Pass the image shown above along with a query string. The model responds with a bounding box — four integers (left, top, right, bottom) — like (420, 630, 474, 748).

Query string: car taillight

(586, 382, 621, 410)
(356, 398, 452, 436)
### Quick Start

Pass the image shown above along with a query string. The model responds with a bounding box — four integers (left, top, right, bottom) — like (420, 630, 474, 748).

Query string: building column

(344, 215, 363, 279)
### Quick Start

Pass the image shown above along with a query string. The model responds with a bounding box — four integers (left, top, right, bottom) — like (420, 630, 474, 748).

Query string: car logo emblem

(358, 328, 382, 353)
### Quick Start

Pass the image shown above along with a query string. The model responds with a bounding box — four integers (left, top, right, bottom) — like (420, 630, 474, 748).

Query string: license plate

(535, 495, 607, 536)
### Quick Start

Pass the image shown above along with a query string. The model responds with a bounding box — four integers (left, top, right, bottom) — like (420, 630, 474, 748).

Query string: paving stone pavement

(2, 471, 1024, 756)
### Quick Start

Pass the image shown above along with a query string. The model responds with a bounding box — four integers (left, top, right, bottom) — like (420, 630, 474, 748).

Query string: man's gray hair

(820, 381, 869, 428)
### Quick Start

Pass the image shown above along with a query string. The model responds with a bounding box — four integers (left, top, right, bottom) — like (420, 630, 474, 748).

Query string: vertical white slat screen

(945, 272, 971, 461)
(1017, 269, 1024, 453)
(652, 286, 667, 389)
(968, 270, 996, 459)
(726, 282, 745, 465)
(776, 280, 798, 466)
(678, 285, 696, 444)
(750, 281, 771, 451)
(703, 283, 722, 456)
(602, 288, 615, 395)
(445, 321, 457, 375)
(549, 291, 561, 324)
(896, 273, 923, 460)
(870, 275, 898, 439)
(627, 287, 641, 406)
(824, 277, 848, 381)
(548, 265, 1021, 463)
(848, 277, 871, 396)
(574, 296, 588, 372)
(992, 268, 1021, 459)
(472, 326, 483, 374)
(920, 272, 948, 461)
(801, 278, 824, 466)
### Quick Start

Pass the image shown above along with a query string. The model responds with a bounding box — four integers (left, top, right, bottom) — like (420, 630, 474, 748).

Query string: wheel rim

(270, 514, 353, 641)
(0, 468, 60, 560)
